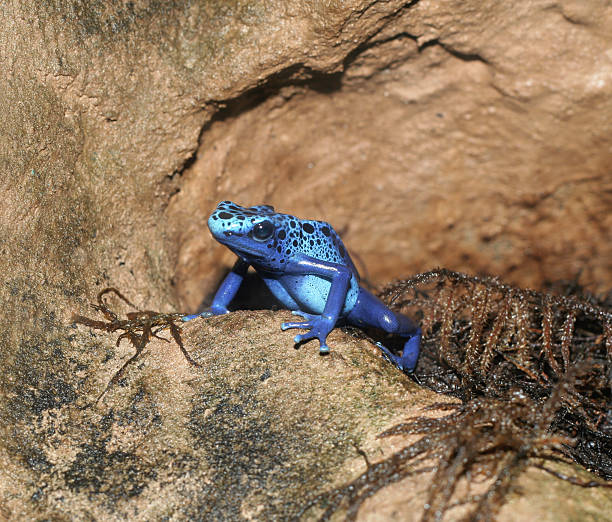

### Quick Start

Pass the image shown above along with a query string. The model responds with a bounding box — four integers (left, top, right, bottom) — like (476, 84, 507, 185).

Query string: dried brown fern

(383, 269, 611, 391)
(305, 269, 612, 520)
(72, 287, 198, 404)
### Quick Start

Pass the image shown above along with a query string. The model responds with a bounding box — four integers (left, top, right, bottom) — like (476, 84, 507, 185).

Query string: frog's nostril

(224, 231, 233, 237)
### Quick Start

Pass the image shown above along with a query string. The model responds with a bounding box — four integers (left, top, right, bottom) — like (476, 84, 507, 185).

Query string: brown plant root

(72, 287, 199, 404)
(305, 269, 611, 520)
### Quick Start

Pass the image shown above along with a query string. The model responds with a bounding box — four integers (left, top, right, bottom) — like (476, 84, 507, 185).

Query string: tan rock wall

(169, 0, 612, 310)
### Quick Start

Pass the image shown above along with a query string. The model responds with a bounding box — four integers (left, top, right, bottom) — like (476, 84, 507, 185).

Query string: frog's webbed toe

(181, 310, 216, 322)
(281, 311, 334, 354)
(375, 330, 421, 372)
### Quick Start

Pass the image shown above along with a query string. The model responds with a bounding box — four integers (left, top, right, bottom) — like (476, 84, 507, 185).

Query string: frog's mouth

(216, 236, 266, 261)
(234, 247, 265, 260)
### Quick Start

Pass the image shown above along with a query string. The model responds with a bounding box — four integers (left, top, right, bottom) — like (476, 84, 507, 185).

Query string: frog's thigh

(261, 277, 300, 310)
(348, 288, 416, 334)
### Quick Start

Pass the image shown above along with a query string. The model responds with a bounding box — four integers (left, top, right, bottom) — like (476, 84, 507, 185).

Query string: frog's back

(293, 218, 360, 280)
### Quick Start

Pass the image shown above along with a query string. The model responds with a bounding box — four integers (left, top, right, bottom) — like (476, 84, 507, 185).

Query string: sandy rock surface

(3, 310, 610, 520)
(1, 1, 610, 520)
(0, 309, 438, 519)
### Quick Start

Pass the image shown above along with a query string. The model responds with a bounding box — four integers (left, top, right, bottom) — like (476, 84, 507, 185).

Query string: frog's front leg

(182, 259, 249, 321)
(346, 288, 421, 372)
(280, 257, 352, 354)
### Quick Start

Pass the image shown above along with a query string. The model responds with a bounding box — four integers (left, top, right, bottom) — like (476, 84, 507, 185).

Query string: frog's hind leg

(347, 288, 421, 372)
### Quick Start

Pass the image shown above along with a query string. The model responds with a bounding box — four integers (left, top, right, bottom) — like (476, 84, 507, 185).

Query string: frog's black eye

(252, 220, 274, 241)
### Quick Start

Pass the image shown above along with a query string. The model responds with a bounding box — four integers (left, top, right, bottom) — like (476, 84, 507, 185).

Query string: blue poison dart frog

(183, 201, 421, 372)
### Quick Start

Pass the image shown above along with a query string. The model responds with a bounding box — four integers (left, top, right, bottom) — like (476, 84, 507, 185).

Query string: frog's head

(208, 201, 296, 270)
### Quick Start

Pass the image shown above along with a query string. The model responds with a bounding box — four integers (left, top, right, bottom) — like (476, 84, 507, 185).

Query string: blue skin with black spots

(184, 201, 421, 371)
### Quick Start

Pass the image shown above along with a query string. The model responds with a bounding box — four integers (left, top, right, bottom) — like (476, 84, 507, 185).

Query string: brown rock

(0, 309, 443, 519)
(169, 0, 612, 309)
(1, 1, 610, 520)
(3, 310, 609, 520)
